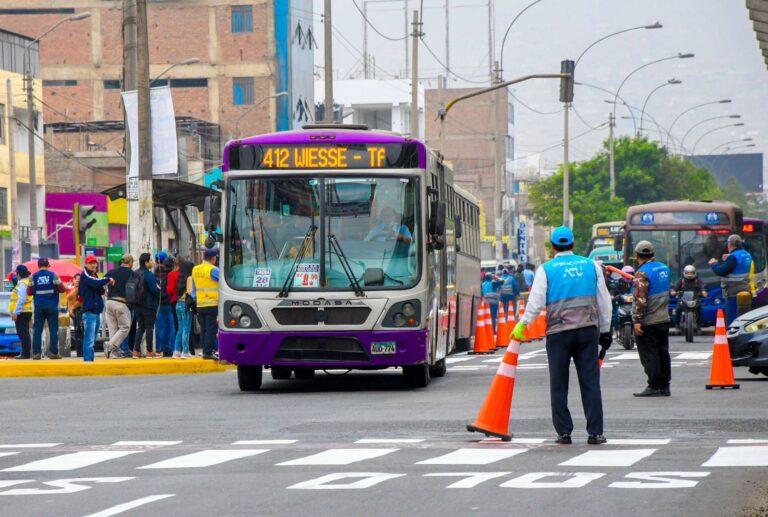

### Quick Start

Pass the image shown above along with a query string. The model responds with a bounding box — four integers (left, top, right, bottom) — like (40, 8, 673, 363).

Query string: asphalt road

(1, 334, 767, 517)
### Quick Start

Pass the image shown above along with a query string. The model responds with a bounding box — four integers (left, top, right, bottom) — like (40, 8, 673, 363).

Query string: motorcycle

(677, 290, 700, 343)
(614, 293, 635, 350)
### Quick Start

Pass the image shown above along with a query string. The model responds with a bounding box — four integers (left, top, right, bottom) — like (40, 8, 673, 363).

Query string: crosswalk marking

(0, 443, 60, 449)
(112, 441, 181, 447)
(82, 494, 175, 517)
(608, 439, 671, 445)
(726, 439, 768, 444)
(417, 448, 526, 465)
(278, 448, 398, 466)
(446, 357, 474, 364)
(139, 449, 268, 469)
(481, 438, 547, 444)
(608, 353, 640, 360)
(559, 449, 656, 467)
(3, 451, 140, 472)
(675, 352, 712, 360)
(702, 446, 768, 467)
(0, 452, 19, 459)
(232, 440, 298, 445)
(355, 439, 426, 444)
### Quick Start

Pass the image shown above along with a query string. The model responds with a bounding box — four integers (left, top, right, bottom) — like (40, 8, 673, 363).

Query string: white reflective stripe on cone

(506, 340, 521, 354)
(496, 362, 517, 378)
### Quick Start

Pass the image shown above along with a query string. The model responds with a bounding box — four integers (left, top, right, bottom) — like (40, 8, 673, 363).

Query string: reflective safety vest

(724, 248, 752, 297)
(31, 269, 59, 309)
(542, 254, 599, 334)
(637, 260, 670, 326)
(192, 261, 219, 308)
(10, 278, 33, 314)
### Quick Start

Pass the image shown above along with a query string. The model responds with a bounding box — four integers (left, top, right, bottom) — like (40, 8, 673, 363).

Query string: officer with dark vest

(512, 226, 613, 445)
(709, 234, 752, 325)
(631, 240, 672, 397)
(29, 258, 66, 360)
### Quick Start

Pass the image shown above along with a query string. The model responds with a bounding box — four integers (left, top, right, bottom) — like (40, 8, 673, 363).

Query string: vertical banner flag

(121, 86, 179, 177)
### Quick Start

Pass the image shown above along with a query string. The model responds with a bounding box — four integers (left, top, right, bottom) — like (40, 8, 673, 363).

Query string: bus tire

(403, 364, 431, 388)
(271, 366, 293, 380)
(429, 359, 447, 378)
(294, 368, 315, 380)
(237, 365, 263, 392)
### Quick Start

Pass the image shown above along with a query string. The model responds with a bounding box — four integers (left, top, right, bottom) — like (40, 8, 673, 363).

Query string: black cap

(37, 257, 50, 268)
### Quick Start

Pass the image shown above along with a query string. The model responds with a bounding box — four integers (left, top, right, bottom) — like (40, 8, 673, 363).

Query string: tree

(528, 136, 723, 252)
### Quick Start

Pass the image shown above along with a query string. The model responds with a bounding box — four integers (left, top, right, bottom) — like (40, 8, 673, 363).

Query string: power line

(419, 36, 487, 84)
(351, 0, 408, 41)
(511, 93, 562, 116)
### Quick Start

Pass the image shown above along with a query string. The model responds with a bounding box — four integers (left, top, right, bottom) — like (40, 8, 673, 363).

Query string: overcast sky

(312, 0, 768, 169)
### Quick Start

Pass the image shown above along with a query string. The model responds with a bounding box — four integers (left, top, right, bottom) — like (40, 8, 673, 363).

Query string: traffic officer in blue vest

(29, 258, 66, 360)
(631, 240, 672, 397)
(512, 226, 613, 445)
(709, 234, 753, 325)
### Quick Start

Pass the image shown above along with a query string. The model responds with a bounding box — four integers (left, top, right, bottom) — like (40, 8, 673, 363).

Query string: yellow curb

(0, 358, 235, 378)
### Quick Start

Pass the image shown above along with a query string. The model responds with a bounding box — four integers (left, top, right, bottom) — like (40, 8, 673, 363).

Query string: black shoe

(633, 387, 662, 397)
(202, 354, 219, 361)
(32, 354, 41, 360)
(588, 435, 607, 445)
(14, 354, 30, 360)
(659, 387, 671, 396)
(46, 353, 62, 360)
(555, 434, 572, 445)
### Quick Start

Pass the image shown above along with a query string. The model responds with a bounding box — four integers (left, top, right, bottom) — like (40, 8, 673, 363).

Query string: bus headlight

(402, 302, 416, 317)
(382, 300, 421, 328)
(230, 304, 243, 318)
(223, 301, 262, 329)
(239, 315, 252, 328)
(393, 313, 407, 327)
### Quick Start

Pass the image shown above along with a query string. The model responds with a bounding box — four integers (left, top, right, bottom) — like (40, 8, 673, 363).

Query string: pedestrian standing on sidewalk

(30, 257, 67, 360)
(104, 255, 134, 359)
(192, 248, 220, 360)
(134, 253, 160, 358)
(631, 240, 672, 397)
(168, 259, 192, 358)
(155, 253, 175, 357)
(10, 265, 33, 360)
(66, 274, 83, 357)
(79, 256, 113, 362)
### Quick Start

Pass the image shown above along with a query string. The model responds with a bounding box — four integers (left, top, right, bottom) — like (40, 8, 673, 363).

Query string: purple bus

(210, 125, 481, 391)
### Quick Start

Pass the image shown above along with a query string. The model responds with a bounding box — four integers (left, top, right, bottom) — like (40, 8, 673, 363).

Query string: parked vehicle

(727, 305, 768, 376)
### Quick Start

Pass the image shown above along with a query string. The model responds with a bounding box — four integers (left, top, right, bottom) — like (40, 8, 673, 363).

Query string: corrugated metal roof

(747, 0, 768, 70)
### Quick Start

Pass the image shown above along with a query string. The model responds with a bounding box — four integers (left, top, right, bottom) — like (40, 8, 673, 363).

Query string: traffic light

(560, 59, 575, 103)
(79, 205, 97, 233)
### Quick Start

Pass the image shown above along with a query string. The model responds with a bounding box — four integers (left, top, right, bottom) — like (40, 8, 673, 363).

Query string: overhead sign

(122, 86, 179, 177)
(229, 143, 420, 171)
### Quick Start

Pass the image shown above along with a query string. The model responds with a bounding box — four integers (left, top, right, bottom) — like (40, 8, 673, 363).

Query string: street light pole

(151, 58, 200, 84)
(639, 78, 681, 136)
(680, 115, 741, 152)
(234, 92, 288, 136)
(691, 123, 746, 156)
(667, 99, 732, 150)
(709, 138, 753, 154)
(323, 0, 334, 122)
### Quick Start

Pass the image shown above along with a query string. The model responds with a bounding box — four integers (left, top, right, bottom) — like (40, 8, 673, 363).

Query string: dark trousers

(636, 323, 671, 390)
(545, 326, 603, 437)
(135, 307, 157, 354)
(14, 312, 32, 357)
(197, 307, 218, 357)
(33, 305, 59, 355)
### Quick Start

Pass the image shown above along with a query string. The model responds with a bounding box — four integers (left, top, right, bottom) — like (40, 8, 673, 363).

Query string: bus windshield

(225, 175, 420, 291)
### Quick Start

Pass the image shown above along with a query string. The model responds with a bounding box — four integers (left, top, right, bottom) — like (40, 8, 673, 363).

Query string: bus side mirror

(204, 195, 221, 232)
(614, 233, 624, 252)
(455, 216, 463, 239)
(429, 201, 446, 236)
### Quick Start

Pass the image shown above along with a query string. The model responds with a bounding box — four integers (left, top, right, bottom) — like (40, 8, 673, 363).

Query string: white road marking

(138, 449, 268, 469)
(232, 440, 298, 445)
(482, 357, 502, 363)
(446, 357, 475, 364)
(451, 366, 485, 371)
(288, 472, 404, 490)
(674, 352, 712, 360)
(111, 441, 181, 447)
(0, 443, 60, 449)
(607, 353, 640, 360)
(1, 477, 133, 496)
(424, 472, 510, 488)
(278, 448, 398, 466)
(3, 451, 140, 472)
(0, 453, 19, 459)
(517, 364, 548, 369)
(355, 439, 426, 444)
(82, 494, 175, 517)
(500, 472, 605, 488)
(609, 472, 710, 489)
(702, 446, 768, 467)
(519, 348, 548, 359)
(559, 449, 657, 467)
(726, 439, 768, 444)
(607, 439, 671, 445)
(417, 448, 526, 465)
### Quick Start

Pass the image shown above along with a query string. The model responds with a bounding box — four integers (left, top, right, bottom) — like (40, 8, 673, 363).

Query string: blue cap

(156, 251, 168, 262)
(15, 264, 29, 276)
(204, 248, 219, 259)
(551, 226, 574, 246)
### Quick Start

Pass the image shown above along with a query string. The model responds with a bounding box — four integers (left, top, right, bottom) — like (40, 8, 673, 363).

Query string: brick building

(0, 0, 315, 191)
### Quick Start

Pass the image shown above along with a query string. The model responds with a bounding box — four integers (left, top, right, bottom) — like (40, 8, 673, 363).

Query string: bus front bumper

(218, 329, 430, 368)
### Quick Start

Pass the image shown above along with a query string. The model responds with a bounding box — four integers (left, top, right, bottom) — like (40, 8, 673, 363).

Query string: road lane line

(607, 353, 640, 360)
(0, 452, 19, 459)
(703, 446, 768, 466)
(111, 441, 181, 447)
(675, 352, 712, 360)
(424, 472, 510, 488)
(446, 357, 474, 364)
(278, 448, 398, 466)
(82, 494, 175, 517)
(0, 443, 60, 448)
(417, 448, 526, 465)
(138, 449, 268, 469)
(3, 451, 140, 472)
(727, 439, 768, 444)
(355, 439, 426, 444)
(560, 449, 657, 467)
(232, 440, 298, 445)
(607, 439, 671, 445)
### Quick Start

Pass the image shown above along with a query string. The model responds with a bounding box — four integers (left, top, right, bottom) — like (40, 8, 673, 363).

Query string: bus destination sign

(229, 143, 420, 171)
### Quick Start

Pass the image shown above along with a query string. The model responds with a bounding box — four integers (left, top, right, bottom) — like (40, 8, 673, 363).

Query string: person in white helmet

(672, 265, 707, 328)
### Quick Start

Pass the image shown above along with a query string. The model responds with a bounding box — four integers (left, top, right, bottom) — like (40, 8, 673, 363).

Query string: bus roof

(454, 184, 480, 205)
(627, 200, 740, 216)
(223, 127, 429, 171)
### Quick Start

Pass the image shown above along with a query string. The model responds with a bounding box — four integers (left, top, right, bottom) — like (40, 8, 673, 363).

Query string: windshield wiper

(278, 224, 318, 298)
(328, 233, 364, 297)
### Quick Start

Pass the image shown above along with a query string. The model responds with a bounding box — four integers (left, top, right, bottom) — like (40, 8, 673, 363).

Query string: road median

(0, 357, 234, 378)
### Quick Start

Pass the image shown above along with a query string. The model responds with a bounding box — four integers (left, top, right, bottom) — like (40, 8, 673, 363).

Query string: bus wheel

(271, 366, 293, 380)
(429, 359, 447, 378)
(403, 364, 431, 388)
(237, 365, 263, 392)
(294, 368, 315, 380)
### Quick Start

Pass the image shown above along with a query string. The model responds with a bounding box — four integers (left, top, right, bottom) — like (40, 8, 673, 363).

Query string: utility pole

(487, 0, 494, 81)
(444, 0, 450, 85)
(24, 56, 39, 256)
(7, 79, 19, 267)
(492, 61, 504, 262)
(560, 60, 575, 226)
(608, 111, 615, 199)
(410, 10, 420, 138)
(362, 1, 369, 79)
(404, 1, 409, 79)
(123, 0, 140, 256)
(323, 0, 334, 122)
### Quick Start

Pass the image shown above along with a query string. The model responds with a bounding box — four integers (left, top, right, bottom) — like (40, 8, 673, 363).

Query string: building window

(354, 107, 392, 131)
(0, 103, 4, 145)
(43, 80, 77, 87)
(103, 79, 121, 90)
(0, 188, 7, 225)
(231, 5, 253, 33)
(170, 78, 208, 88)
(233, 77, 254, 105)
(506, 136, 514, 160)
(507, 102, 514, 125)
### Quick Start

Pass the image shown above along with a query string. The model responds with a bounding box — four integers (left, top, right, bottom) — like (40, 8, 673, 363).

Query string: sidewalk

(0, 356, 234, 378)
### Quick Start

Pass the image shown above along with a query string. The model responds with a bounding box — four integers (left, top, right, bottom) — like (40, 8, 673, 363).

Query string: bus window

(628, 230, 681, 283)
(680, 230, 729, 287)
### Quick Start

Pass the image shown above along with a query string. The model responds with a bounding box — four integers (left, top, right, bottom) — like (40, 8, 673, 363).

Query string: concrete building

(424, 85, 514, 261)
(0, 28, 45, 270)
(687, 152, 764, 193)
(0, 0, 315, 191)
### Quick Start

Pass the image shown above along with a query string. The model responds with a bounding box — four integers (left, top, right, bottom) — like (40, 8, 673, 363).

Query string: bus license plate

(371, 342, 396, 355)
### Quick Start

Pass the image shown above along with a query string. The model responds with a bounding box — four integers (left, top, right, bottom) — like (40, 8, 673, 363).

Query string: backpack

(125, 270, 145, 306)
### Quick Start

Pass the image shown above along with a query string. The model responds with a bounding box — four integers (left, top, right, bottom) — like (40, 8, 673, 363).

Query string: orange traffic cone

(495, 303, 508, 350)
(483, 303, 496, 354)
(706, 309, 739, 390)
(469, 301, 492, 355)
(467, 339, 523, 441)
(536, 310, 547, 339)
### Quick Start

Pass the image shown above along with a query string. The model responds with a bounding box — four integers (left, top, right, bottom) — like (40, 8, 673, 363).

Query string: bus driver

(365, 207, 413, 245)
